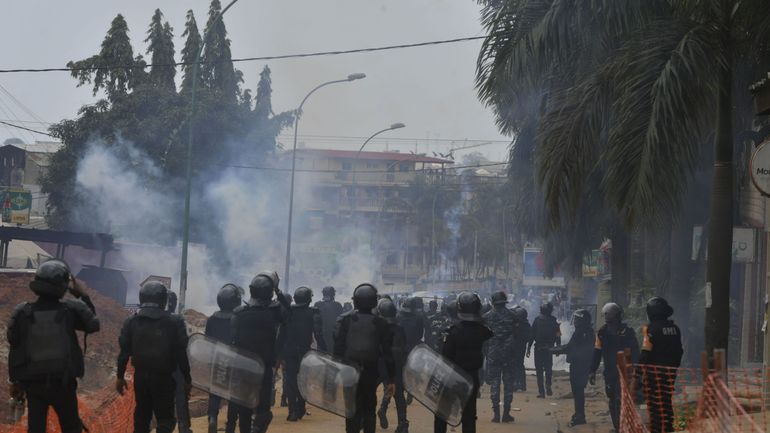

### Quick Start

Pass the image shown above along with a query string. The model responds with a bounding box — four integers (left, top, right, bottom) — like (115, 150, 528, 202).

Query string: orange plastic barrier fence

(694, 373, 765, 433)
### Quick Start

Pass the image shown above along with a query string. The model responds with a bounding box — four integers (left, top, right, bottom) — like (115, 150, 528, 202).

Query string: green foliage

(202, 0, 242, 103)
(145, 9, 176, 92)
(180, 10, 204, 94)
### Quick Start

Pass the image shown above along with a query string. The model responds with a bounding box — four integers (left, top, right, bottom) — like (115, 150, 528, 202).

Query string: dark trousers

(284, 356, 306, 415)
(379, 365, 407, 427)
(487, 360, 514, 410)
(569, 365, 589, 420)
(25, 379, 82, 433)
(645, 372, 676, 433)
(605, 376, 621, 432)
(434, 370, 479, 433)
(534, 348, 553, 395)
(512, 345, 527, 391)
(133, 370, 177, 433)
(346, 363, 379, 433)
(173, 369, 191, 433)
(234, 366, 275, 433)
(208, 394, 239, 432)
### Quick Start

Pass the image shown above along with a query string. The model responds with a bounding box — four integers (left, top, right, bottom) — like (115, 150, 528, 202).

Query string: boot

(568, 415, 586, 427)
(286, 411, 298, 422)
(378, 407, 389, 429)
(501, 411, 515, 423)
(395, 422, 409, 433)
(491, 407, 500, 423)
(208, 417, 218, 433)
(280, 394, 288, 407)
(406, 394, 413, 405)
(546, 386, 553, 396)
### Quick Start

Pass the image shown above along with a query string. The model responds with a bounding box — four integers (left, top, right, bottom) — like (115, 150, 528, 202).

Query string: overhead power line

(0, 36, 486, 74)
(214, 161, 507, 174)
(0, 120, 53, 136)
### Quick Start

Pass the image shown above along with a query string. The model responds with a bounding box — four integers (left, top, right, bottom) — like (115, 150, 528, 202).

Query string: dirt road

(193, 373, 614, 433)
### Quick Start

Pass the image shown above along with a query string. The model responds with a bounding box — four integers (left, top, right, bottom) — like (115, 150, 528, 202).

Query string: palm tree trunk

(704, 27, 734, 358)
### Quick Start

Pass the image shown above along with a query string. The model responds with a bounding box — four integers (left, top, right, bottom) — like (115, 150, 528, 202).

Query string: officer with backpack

(527, 302, 561, 398)
(280, 286, 326, 422)
(116, 281, 190, 433)
(314, 286, 343, 352)
(334, 283, 395, 433)
(205, 284, 244, 433)
(551, 309, 595, 427)
(7, 259, 100, 433)
(483, 290, 516, 423)
(376, 298, 409, 433)
(231, 271, 291, 433)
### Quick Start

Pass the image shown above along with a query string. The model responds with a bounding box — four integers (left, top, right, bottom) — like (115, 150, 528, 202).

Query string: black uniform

(512, 311, 531, 391)
(378, 319, 408, 431)
(335, 310, 395, 433)
(7, 295, 100, 433)
(483, 305, 516, 417)
(434, 321, 493, 433)
(529, 313, 561, 396)
(554, 322, 594, 424)
(117, 305, 191, 433)
(591, 323, 640, 432)
(280, 304, 326, 419)
(638, 319, 683, 433)
(315, 299, 344, 351)
(205, 311, 240, 433)
(231, 296, 290, 433)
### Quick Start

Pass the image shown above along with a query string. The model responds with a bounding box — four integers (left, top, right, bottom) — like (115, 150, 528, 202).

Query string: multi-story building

(0, 140, 61, 217)
(286, 148, 453, 292)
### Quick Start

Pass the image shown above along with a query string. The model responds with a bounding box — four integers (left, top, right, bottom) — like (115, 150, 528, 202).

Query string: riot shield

(403, 343, 474, 426)
(187, 333, 265, 409)
(298, 350, 360, 418)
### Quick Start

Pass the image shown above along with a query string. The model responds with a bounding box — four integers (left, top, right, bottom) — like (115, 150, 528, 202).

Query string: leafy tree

(180, 9, 204, 94)
(247, 66, 294, 156)
(202, 0, 243, 103)
(145, 9, 176, 91)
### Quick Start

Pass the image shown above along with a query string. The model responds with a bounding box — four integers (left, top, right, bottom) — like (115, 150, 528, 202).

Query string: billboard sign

(523, 247, 565, 287)
(750, 139, 770, 196)
(1, 188, 32, 225)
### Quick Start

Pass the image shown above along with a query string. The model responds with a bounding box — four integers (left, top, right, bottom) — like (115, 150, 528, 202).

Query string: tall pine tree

(249, 65, 294, 154)
(180, 10, 203, 94)
(202, 0, 242, 103)
(145, 9, 176, 91)
(68, 14, 138, 101)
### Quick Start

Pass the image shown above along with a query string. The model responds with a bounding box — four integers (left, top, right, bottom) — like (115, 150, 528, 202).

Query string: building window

(366, 162, 377, 169)
(342, 162, 352, 171)
(399, 163, 409, 172)
(386, 253, 398, 265)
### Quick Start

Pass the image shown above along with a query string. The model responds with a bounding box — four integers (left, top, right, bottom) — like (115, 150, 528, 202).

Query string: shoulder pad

(12, 302, 30, 315)
(233, 305, 246, 313)
(63, 298, 89, 311)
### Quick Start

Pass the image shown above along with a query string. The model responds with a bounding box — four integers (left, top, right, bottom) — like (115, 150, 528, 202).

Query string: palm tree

(476, 0, 770, 356)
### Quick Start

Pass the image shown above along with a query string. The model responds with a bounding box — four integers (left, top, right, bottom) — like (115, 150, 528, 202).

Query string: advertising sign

(523, 247, 565, 287)
(691, 226, 756, 263)
(750, 139, 770, 196)
(582, 250, 602, 277)
(1, 188, 32, 225)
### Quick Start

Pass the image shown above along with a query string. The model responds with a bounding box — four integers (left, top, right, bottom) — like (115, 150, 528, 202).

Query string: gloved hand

(525, 348, 531, 358)
(588, 372, 596, 386)
(184, 382, 192, 400)
(9, 383, 24, 402)
(68, 276, 86, 298)
(115, 378, 128, 395)
(386, 384, 396, 398)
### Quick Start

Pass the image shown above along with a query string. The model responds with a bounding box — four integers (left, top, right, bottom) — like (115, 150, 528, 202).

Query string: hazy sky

(0, 0, 511, 161)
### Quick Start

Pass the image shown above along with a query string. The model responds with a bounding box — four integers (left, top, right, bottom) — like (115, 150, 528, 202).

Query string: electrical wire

(0, 84, 47, 124)
(212, 160, 507, 174)
(0, 120, 53, 137)
(0, 36, 486, 74)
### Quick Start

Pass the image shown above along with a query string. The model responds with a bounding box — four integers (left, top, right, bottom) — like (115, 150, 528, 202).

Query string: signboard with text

(1, 188, 32, 225)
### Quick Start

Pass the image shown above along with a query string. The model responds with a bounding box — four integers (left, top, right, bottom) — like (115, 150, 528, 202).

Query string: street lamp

(179, 0, 240, 313)
(284, 73, 366, 289)
(351, 123, 406, 212)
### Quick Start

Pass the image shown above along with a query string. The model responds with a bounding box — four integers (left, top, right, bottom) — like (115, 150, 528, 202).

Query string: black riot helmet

(602, 302, 623, 324)
(352, 283, 378, 311)
(377, 298, 398, 323)
(646, 296, 674, 320)
(322, 286, 336, 301)
(490, 290, 508, 305)
(456, 291, 482, 322)
(294, 286, 313, 307)
(512, 305, 528, 321)
(540, 302, 554, 315)
(30, 259, 71, 298)
(428, 299, 438, 313)
(166, 291, 178, 313)
(217, 283, 244, 312)
(249, 271, 278, 301)
(400, 296, 414, 313)
(572, 309, 592, 328)
(139, 281, 169, 309)
(413, 297, 424, 312)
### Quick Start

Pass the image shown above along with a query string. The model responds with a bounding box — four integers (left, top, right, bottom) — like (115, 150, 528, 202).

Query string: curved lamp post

(283, 73, 366, 289)
(351, 123, 406, 212)
(179, 0, 241, 313)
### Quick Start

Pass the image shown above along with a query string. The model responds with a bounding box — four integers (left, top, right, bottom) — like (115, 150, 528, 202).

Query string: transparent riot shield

(187, 333, 265, 409)
(403, 343, 474, 426)
(297, 350, 360, 418)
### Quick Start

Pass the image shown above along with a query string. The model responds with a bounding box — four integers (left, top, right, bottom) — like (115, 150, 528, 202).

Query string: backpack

(344, 313, 380, 364)
(131, 316, 175, 372)
(23, 303, 72, 378)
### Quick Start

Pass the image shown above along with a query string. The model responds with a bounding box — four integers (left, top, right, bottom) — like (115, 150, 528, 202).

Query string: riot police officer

(425, 295, 455, 352)
(281, 286, 326, 422)
(483, 291, 516, 423)
(638, 297, 683, 433)
(334, 283, 395, 433)
(315, 286, 343, 353)
(552, 309, 594, 427)
(434, 292, 493, 433)
(231, 271, 291, 433)
(205, 284, 243, 433)
(116, 281, 190, 433)
(528, 302, 561, 398)
(590, 303, 639, 432)
(511, 306, 530, 391)
(7, 260, 100, 433)
(376, 298, 409, 433)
